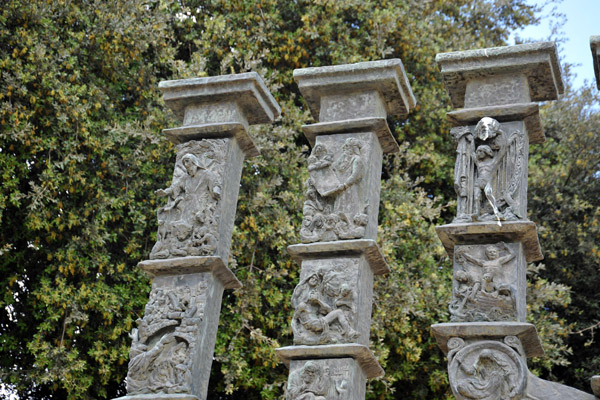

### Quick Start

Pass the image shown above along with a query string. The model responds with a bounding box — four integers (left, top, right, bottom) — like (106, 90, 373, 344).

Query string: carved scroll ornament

(448, 339, 527, 400)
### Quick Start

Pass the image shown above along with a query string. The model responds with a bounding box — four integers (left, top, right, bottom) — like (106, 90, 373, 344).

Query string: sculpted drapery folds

(300, 138, 368, 243)
(452, 117, 525, 223)
(150, 139, 226, 259)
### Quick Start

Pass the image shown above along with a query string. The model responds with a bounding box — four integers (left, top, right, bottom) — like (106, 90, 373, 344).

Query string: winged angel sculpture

(452, 117, 525, 223)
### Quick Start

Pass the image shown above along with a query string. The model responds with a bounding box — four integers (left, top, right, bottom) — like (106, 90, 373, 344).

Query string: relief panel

(287, 358, 365, 400)
(150, 139, 226, 259)
(450, 243, 520, 322)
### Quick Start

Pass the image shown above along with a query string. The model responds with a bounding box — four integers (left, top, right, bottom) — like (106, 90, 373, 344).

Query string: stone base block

(139, 256, 241, 289)
(287, 239, 389, 276)
(527, 372, 597, 399)
(276, 344, 384, 379)
(431, 322, 544, 358)
(286, 358, 366, 400)
(436, 220, 543, 263)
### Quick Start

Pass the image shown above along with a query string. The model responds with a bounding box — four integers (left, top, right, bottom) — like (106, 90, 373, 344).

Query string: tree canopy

(0, 1, 596, 399)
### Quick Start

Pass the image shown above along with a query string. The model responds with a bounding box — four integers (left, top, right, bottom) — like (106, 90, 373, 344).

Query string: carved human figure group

(150, 139, 226, 259)
(449, 242, 516, 322)
(287, 361, 349, 400)
(126, 283, 205, 394)
(291, 262, 359, 345)
(300, 138, 369, 243)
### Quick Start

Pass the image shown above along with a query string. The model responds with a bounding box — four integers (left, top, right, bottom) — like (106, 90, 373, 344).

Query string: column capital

(158, 72, 281, 157)
(436, 42, 564, 109)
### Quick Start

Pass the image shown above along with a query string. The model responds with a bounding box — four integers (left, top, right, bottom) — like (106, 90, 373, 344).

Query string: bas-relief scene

(126, 275, 207, 395)
(150, 139, 226, 260)
(292, 259, 359, 345)
(447, 338, 527, 400)
(450, 242, 517, 322)
(300, 136, 370, 243)
(452, 117, 526, 223)
(287, 359, 356, 400)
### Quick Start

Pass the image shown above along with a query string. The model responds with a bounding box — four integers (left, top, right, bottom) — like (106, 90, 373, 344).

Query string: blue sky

(511, 0, 600, 90)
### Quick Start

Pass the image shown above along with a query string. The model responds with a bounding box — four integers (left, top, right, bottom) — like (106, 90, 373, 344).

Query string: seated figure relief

(287, 361, 349, 400)
(150, 139, 225, 259)
(291, 262, 359, 345)
(452, 117, 525, 223)
(300, 139, 369, 243)
(449, 243, 516, 322)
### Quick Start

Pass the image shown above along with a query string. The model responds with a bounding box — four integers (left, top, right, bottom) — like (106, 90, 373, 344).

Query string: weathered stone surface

(591, 36, 600, 90)
(287, 239, 389, 276)
(446, 103, 544, 145)
(447, 339, 528, 400)
(276, 344, 384, 379)
(450, 242, 526, 323)
(302, 117, 399, 154)
(148, 138, 245, 264)
(125, 273, 224, 399)
(436, 220, 543, 263)
(527, 372, 597, 399)
(450, 118, 530, 223)
(121, 73, 280, 400)
(114, 394, 199, 400)
(293, 59, 416, 121)
(138, 256, 241, 289)
(291, 256, 373, 346)
(436, 42, 564, 109)
(286, 358, 366, 400)
(431, 322, 544, 358)
(158, 72, 280, 125)
(592, 375, 600, 397)
(299, 132, 383, 244)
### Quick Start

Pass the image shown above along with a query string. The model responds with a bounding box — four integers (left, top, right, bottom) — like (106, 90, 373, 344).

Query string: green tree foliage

(529, 83, 600, 390)
(0, 0, 581, 399)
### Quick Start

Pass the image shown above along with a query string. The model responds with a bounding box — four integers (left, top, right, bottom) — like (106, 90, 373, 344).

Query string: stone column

(591, 35, 600, 90)
(431, 42, 598, 399)
(276, 60, 416, 399)
(115, 73, 280, 400)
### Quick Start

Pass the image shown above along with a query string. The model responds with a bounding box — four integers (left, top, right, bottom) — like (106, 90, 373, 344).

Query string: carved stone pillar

(276, 60, 416, 399)
(591, 35, 600, 90)
(115, 73, 280, 400)
(432, 42, 598, 399)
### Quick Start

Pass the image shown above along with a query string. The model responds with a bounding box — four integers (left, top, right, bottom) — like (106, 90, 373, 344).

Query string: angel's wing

(492, 130, 525, 218)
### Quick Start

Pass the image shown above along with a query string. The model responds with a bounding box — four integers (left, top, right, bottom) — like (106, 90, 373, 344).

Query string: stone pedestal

(116, 73, 280, 400)
(433, 42, 597, 399)
(276, 59, 415, 400)
(592, 36, 600, 90)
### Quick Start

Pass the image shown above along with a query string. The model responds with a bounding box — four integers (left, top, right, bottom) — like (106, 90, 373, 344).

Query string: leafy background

(0, 0, 598, 399)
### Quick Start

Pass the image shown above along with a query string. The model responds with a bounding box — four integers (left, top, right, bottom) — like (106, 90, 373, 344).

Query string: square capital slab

(158, 72, 281, 126)
(293, 59, 416, 121)
(436, 42, 564, 109)
(591, 35, 600, 90)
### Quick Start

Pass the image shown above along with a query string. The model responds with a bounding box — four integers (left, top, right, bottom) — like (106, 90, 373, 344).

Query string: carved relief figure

(300, 139, 368, 243)
(292, 262, 359, 345)
(456, 349, 519, 400)
(449, 243, 516, 322)
(452, 117, 525, 222)
(288, 361, 329, 400)
(126, 281, 206, 395)
(287, 360, 350, 400)
(150, 139, 226, 259)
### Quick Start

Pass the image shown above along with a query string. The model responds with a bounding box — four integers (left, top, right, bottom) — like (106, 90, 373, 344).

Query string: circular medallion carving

(448, 340, 527, 400)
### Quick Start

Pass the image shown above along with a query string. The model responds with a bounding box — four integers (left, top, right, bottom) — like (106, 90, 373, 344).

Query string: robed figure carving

(452, 117, 525, 223)
(300, 138, 369, 243)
